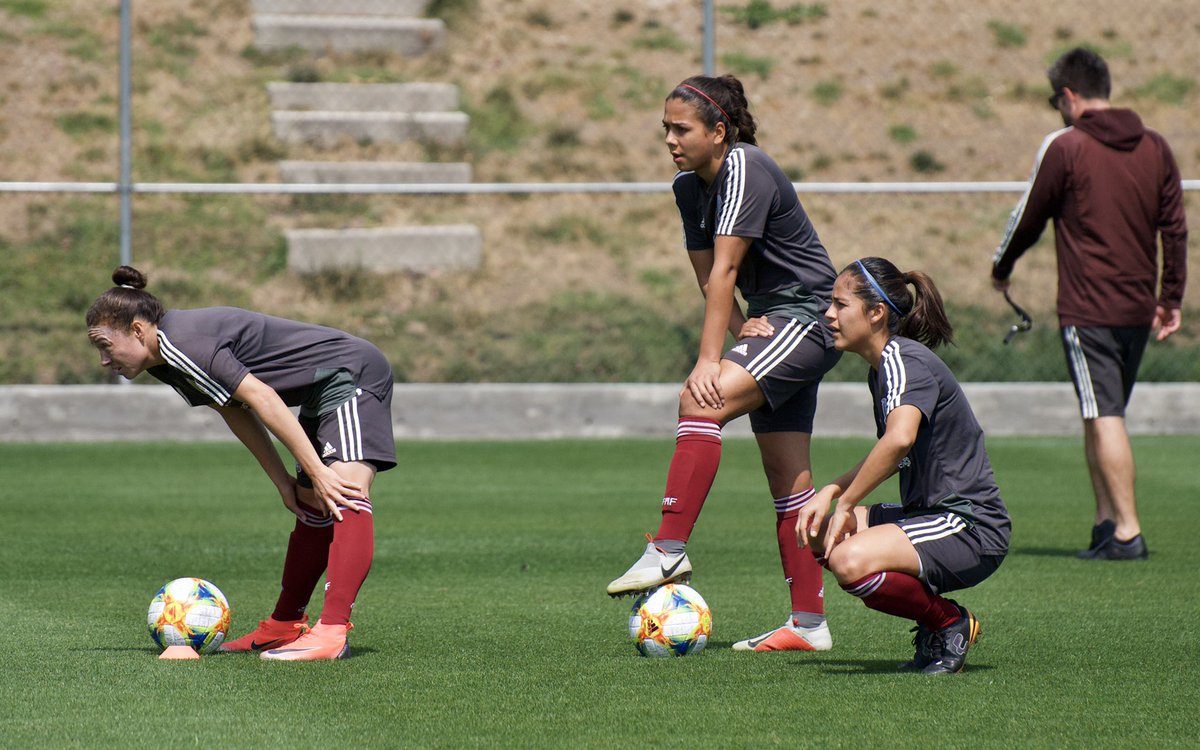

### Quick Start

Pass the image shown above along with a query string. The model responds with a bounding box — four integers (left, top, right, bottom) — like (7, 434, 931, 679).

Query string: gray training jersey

(868, 336, 1010, 554)
(673, 142, 836, 324)
(147, 307, 392, 415)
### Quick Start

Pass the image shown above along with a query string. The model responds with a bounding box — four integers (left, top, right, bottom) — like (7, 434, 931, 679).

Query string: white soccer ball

(147, 577, 231, 654)
(629, 583, 712, 658)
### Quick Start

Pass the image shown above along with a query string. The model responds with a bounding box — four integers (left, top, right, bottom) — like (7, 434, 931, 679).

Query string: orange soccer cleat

(259, 620, 352, 661)
(732, 618, 833, 652)
(218, 615, 310, 653)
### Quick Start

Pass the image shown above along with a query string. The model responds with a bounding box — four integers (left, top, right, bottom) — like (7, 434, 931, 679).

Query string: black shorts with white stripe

(868, 504, 1005, 595)
(296, 386, 397, 484)
(1060, 325, 1150, 419)
(722, 315, 841, 434)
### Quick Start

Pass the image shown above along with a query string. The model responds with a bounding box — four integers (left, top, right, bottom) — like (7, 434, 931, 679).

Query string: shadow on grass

(815, 658, 995, 675)
(1012, 547, 1084, 558)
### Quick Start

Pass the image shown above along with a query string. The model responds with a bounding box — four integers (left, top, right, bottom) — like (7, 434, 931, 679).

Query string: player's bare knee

(827, 545, 873, 585)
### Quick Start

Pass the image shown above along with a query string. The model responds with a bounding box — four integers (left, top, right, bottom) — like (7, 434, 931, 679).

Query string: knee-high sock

(841, 571, 960, 630)
(775, 489, 824, 616)
(320, 499, 375, 626)
(271, 513, 334, 621)
(654, 418, 723, 543)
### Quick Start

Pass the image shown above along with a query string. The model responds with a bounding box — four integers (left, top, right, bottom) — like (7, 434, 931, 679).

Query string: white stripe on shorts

(1063, 326, 1099, 419)
(903, 513, 967, 545)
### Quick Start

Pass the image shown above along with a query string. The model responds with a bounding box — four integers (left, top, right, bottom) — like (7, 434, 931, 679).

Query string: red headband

(680, 83, 731, 125)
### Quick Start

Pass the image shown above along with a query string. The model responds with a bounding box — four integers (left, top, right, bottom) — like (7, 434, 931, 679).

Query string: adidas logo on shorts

(731, 344, 749, 356)
(322, 442, 336, 458)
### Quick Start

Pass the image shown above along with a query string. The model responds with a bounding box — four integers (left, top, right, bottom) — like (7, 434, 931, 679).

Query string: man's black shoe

(898, 624, 932, 671)
(921, 604, 981, 676)
(1089, 533, 1149, 561)
(1076, 519, 1116, 559)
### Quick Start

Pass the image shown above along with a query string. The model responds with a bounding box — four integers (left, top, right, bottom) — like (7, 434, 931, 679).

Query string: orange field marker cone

(159, 645, 200, 660)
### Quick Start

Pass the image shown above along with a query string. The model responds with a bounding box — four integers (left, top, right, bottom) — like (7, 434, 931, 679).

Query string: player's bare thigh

(809, 506, 922, 584)
(678, 359, 766, 425)
(297, 460, 378, 510)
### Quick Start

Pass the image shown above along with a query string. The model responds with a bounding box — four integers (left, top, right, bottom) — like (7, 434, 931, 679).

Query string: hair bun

(112, 265, 147, 290)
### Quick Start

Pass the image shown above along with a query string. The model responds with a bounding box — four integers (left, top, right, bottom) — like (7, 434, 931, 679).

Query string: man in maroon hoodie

(991, 47, 1187, 561)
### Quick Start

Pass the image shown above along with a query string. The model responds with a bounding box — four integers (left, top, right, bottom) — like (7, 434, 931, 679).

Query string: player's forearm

(216, 406, 292, 489)
(837, 437, 907, 509)
(242, 391, 325, 478)
(699, 270, 737, 361)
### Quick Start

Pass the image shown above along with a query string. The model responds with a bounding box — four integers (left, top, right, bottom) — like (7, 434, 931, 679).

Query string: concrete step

(272, 110, 468, 146)
(252, 0, 429, 16)
(267, 82, 458, 112)
(287, 226, 482, 273)
(252, 15, 444, 55)
(279, 161, 471, 183)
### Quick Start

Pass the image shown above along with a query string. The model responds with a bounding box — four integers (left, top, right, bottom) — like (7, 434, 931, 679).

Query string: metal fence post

(702, 0, 715, 76)
(119, 0, 132, 268)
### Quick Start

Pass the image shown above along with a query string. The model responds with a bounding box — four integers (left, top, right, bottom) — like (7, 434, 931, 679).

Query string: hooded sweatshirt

(992, 108, 1188, 327)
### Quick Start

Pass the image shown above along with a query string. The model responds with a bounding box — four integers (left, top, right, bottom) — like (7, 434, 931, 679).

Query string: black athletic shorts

(868, 504, 1005, 595)
(722, 316, 842, 434)
(1060, 325, 1150, 419)
(295, 385, 397, 482)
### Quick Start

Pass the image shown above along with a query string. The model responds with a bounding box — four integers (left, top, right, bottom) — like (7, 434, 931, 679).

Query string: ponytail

(85, 265, 166, 331)
(844, 258, 954, 349)
(668, 74, 758, 145)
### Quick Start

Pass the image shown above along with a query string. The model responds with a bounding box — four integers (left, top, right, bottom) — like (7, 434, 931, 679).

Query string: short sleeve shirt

(672, 142, 836, 322)
(146, 307, 392, 412)
(868, 337, 1010, 553)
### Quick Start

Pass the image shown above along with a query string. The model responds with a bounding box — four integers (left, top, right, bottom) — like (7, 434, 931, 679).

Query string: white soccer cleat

(606, 542, 692, 597)
(732, 618, 832, 652)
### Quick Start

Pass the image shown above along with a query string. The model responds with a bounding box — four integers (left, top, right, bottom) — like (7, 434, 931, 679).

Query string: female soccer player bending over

(796, 257, 1011, 675)
(86, 266, 396, 661)
(607, 74, 842, 653)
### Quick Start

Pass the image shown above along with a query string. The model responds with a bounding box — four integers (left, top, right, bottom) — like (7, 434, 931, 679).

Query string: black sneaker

(898, 624, 932, 671)
(921, 604, 982, 676)
(1089, 534, 1149, 561)
(1076, 520, 1116, 559)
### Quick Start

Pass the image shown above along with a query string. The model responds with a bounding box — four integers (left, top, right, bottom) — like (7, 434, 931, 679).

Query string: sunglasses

(1047, 91, 1064, 109)
(1002, 291, 1033, 345)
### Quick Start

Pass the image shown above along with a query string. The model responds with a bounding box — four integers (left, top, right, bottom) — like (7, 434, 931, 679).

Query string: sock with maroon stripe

(774, 488, 825, 620)
(271, 517, 334, 621)
(841, 571, 960, 630)
(319, 506, 375, 626)
(654, 417, 723, 544)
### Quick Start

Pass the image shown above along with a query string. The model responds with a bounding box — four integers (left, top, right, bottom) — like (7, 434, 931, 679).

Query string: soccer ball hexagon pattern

(629, 583, 711, 658)
(147, 577, 231, 654)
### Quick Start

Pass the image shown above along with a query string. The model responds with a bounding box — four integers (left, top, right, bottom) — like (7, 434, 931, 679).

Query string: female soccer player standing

(796, 257, 1011, 674)
(606, 75, 842, 652)
(86, 266, 396, 661)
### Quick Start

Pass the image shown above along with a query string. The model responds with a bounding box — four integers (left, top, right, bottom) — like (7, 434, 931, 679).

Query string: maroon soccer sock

(841, 571, 960, 630)
(654, 418, 723, 543)
(774, 488, 825, 616)
(271, 515, 334, 621)
(319, 501, 375, 626)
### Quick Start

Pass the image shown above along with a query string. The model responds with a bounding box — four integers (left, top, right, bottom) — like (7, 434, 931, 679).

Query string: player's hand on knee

(310, 467, 366, 521)
(795, 489, 833, 548)
(823, 506, 858, 555)
(685, 360, 724, 410)
(276, 476, 306, 521)
(738, 316, 775, 340)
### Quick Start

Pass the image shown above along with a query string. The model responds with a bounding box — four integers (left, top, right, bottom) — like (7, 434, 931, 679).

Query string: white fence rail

(3, 180, 1199, 195)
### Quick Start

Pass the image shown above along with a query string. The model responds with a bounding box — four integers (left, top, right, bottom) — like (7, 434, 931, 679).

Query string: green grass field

(1, 437, 1196, 747)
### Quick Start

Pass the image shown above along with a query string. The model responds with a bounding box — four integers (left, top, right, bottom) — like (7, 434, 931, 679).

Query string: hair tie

(855, 260, 904, 316)
(680, 83, 731, 125)
(119, 284, 136, 289)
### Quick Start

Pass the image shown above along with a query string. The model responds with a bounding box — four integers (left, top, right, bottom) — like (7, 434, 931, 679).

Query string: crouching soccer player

(796, 258, 1011, 674)
(86, 266, 396, 661)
